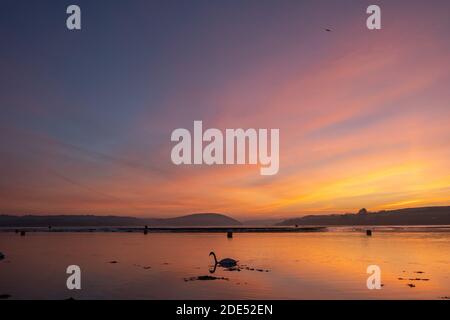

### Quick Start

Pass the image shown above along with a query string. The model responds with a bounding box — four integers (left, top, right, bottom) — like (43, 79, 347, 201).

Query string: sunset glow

(0, 1, 449, 218)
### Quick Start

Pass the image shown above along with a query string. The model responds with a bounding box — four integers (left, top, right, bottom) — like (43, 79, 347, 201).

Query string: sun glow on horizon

(0, 1, 449, 218)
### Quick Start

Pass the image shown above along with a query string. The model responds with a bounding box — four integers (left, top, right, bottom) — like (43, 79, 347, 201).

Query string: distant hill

(0, 213, 241, 227)
(277, 206, 450, 226)
(145, 213, 242, 226)
(0, 215, 141, 227)
(243, 218, 284, 226)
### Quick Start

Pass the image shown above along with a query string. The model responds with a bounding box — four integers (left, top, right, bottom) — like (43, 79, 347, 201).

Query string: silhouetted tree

(358, 208, 368, 215)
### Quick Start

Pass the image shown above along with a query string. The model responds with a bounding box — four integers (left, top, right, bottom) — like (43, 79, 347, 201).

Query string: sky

(0, 0, 449, 219)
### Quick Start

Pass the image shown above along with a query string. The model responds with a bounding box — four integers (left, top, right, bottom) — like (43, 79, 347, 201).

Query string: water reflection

(0, 231, 449, 299)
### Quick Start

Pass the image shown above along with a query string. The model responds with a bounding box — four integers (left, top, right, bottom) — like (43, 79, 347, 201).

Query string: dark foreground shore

(0, 226, 326, 233)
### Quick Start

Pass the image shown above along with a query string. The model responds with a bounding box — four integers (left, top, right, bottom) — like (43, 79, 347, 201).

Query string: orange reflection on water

(0, 231, 449, 299)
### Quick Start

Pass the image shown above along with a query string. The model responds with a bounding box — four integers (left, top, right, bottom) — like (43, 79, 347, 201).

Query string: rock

(400, 275, 429, 282)
(197, 275, 225, 281)
(184, 275, 229, 282)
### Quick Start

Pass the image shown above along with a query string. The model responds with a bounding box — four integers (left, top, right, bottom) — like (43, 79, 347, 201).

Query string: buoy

(227, 231, 233, 238)
(366, 230, 372, 236)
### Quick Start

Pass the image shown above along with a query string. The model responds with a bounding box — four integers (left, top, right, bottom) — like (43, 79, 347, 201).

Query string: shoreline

(1, 225, 450, 234)
(0, 226, 326, 233)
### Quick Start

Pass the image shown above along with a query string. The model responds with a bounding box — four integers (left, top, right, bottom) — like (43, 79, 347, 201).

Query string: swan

(209, 251, 237, 268)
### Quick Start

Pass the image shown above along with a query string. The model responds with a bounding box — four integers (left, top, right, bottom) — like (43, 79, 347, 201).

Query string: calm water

(0, 230, 449, 299)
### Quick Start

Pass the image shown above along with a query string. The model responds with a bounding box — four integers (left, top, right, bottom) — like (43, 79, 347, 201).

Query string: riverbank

(0, 226, 326, 233)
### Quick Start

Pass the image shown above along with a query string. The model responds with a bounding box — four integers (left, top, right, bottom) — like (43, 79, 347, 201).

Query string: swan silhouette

(209, 251, 237, 268)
